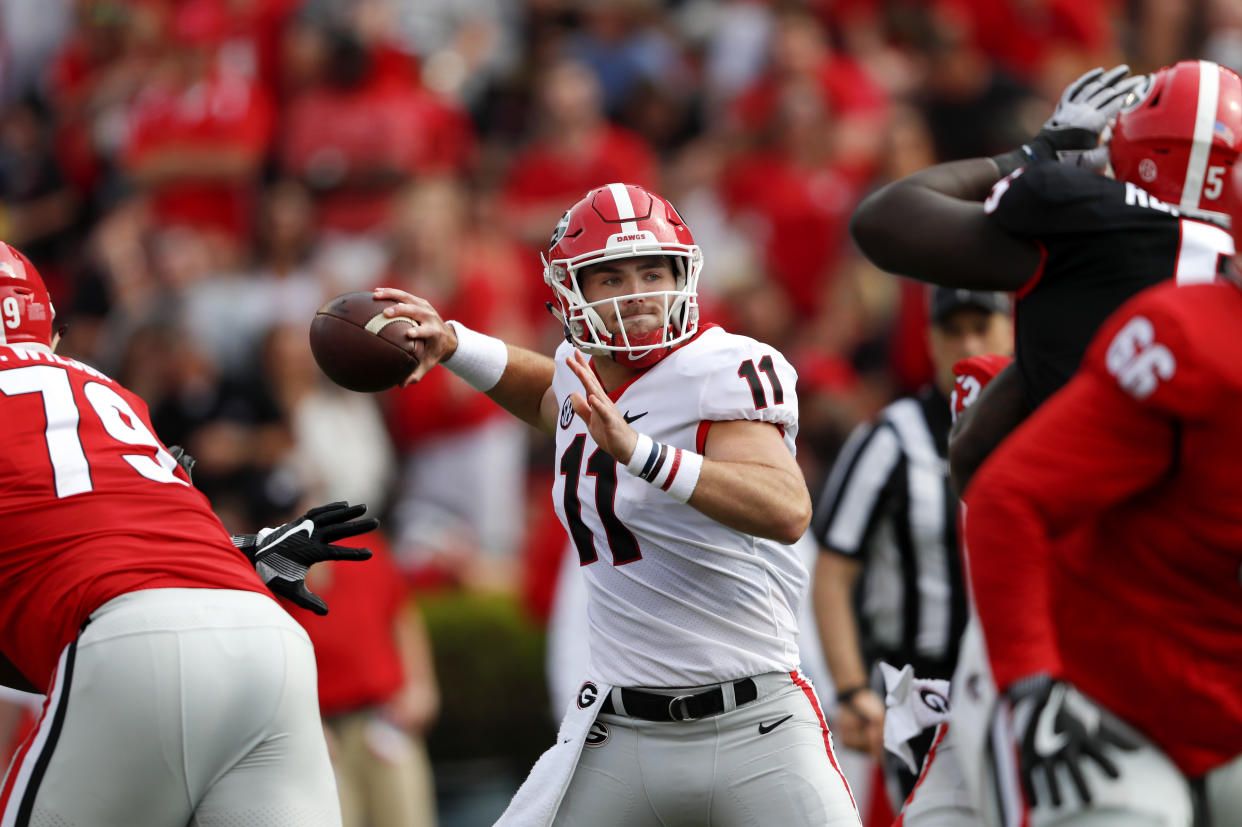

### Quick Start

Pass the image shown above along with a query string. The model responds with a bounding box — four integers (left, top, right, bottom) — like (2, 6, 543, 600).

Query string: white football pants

(0, 588, 341, 827)
(554, 672, 861, 826)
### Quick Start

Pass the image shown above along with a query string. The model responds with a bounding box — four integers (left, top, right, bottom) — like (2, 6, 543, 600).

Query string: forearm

(852, 159, 1000, 258)
(480, 345, 556, 432)
(435, 319, 556, 432)
(396, 602, 437, 690)
(896, 157, 1004, 203)
(812, 556, 869, 691)
(687, 459, 811, 544)
(850, 159, 1037, 290)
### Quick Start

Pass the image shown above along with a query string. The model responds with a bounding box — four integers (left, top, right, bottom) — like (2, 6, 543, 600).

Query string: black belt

(600, 678, 758, 722)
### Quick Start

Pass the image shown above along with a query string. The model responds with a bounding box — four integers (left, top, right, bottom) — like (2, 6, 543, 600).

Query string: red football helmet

(0, 242, 55, 348)
(1109, 60, 1242, 222)
(544, 183, 703, 368)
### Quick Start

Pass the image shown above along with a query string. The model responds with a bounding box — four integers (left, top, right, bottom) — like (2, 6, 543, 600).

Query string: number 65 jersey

(550, 326, 807, 689)
(0, 346, 266, 691)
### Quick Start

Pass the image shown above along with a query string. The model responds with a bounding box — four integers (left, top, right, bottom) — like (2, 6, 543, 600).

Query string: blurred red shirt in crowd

(934, 0, 1116, 82)
(292, 533, 410, 716)
(121, 0, 275, 242)
(281, 39, 475, 235)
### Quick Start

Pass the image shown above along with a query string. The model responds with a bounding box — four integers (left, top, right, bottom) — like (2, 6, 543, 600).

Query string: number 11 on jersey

(560, 434, 642, 566)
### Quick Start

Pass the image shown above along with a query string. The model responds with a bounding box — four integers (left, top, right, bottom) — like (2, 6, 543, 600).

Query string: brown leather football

(309, 292, 422, 392)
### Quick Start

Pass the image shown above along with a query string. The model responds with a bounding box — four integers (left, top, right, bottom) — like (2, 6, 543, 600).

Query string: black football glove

(1007, 675, 1142, 809)
(232, 501, 378, 615)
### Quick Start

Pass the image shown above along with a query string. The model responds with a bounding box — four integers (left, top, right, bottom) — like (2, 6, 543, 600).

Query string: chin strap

(546, 301, 573, 345)
(609, 326, 676, 369)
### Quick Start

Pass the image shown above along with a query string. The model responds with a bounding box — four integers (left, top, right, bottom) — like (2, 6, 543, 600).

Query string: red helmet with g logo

(0, 242, 54, 348)
(1109, 60, 1242, 223)
(543, 183, 703, 369)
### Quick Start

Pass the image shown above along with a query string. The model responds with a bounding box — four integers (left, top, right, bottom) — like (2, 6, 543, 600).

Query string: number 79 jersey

(550, 326, 808, 688)
(0, 346, 265, 690)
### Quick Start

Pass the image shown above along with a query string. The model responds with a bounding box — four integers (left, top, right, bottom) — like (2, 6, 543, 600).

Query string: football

(309, 292, 422, 392)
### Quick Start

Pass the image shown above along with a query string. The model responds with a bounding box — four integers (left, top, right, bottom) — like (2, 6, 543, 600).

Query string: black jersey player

(851, 60, 1242, 490)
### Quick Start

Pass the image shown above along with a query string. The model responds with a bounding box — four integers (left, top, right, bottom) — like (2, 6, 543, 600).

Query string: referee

(812, 286, 1012, 810)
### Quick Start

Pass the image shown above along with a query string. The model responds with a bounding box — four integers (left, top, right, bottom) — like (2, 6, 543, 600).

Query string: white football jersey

(550, 326, 808, 688)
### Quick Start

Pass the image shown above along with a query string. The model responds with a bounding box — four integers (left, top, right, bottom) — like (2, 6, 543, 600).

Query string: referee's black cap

(930, 287, 1011, 326)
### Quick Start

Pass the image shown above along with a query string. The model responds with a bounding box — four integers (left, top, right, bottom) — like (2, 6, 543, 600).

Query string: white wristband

(624, 433, 703, 504)
(442, 321, 508, 392)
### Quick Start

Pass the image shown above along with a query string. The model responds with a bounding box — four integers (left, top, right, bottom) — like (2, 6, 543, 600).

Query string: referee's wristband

(835, 684, 870, 706)
(442, 321, 507, 392)
(624, 433, 703, 504)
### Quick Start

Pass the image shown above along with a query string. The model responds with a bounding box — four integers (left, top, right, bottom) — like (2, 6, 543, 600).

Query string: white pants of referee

(0, 588, 341, 827)
(554, 671, 861, 826)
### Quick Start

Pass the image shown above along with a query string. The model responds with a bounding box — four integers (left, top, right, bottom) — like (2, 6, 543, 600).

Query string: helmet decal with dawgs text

(543, 183, 703, 369)
(1109, 59, 1242, 223)
(0, 242, 54, 348)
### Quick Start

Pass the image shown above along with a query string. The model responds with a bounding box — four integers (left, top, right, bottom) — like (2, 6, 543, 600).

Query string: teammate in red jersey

(0, 241, 376, 826)
(961, 166, 1242, 824)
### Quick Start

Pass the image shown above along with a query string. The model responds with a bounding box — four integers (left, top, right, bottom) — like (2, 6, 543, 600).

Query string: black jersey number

(560, 434, 642, 567)
(737, 355, 785, 410)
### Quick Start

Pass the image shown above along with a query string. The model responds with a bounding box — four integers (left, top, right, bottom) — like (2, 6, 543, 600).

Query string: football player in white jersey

(374, 183, 860, 826)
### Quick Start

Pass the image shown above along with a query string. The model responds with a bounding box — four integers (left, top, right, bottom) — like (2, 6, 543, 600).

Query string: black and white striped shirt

(812, 388, 967, 680)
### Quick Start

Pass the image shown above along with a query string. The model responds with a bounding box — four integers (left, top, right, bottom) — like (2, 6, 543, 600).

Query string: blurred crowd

(4, 0, 1238, 669)
(4, 0, 1235, 548)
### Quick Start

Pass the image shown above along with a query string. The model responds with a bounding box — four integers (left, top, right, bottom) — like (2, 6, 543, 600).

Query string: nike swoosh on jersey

(758, 715, 793, 735)
(622, 410, 648, 424)
(1032, 684, 1071, 757)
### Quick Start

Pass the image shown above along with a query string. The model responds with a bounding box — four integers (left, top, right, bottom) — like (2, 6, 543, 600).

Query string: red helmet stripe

(1181, 60, 1220, 212)
(607, 182, 640, 235)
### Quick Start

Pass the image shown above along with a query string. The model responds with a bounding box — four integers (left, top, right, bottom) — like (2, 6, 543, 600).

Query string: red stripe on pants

(790, 670, 859, 816)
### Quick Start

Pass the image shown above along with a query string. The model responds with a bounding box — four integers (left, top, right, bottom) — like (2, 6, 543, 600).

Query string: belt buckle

(668, 693, 696, 721)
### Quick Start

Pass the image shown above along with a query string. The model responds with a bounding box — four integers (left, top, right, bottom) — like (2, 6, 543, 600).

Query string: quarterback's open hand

(233, 502, 378, 615)
(371, 287, 456, 386)
(566, 351, 641, 464)
(1008, 675, 1142, 808)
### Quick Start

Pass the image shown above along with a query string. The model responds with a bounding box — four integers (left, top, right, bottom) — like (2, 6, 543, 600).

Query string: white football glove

(1004, 66, 1149, 174)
